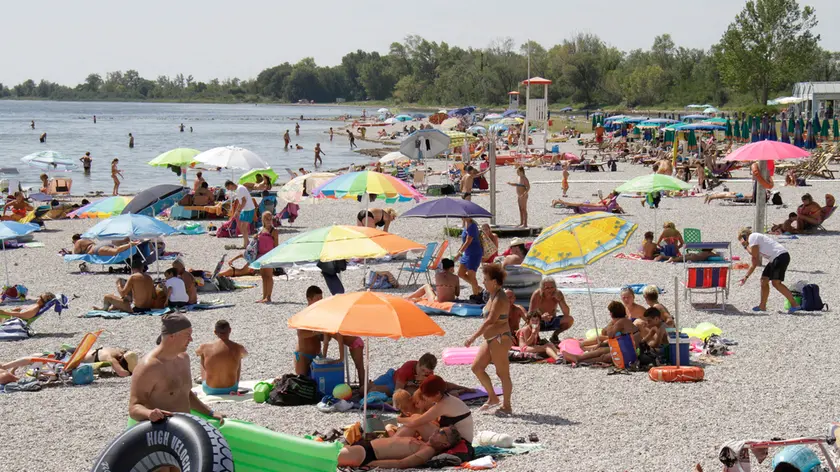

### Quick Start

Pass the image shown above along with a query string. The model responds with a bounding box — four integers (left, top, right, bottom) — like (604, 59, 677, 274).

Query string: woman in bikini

(0, 293, 56, 321)
(255, 211, 279, 303)
(466, 264, 513, 415)
(111, 159, 123, 196)
(356, 208, 397, 232)
(654, 222, 684, 261)
(396, 375, 474, 443)
(506, 166, 530, 228)
(83, 347, 138, 377)
(2, 192, 32, 221)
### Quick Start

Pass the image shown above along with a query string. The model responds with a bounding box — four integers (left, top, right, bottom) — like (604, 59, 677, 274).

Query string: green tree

(715, 0, 820, 104)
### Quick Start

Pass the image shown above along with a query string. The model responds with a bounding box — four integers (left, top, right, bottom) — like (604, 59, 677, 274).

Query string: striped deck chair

(685, 267, 729, 311)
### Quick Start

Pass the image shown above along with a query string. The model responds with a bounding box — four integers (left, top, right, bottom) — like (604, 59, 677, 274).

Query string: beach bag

(478, 232, 498, 259)
(771, 192, 783, 205)
(214, 276, 236, 292)
(215, 219, 238, 238)
(71, 364, 94, 385)
(267, 374, 319, 406)
(608, 334, 637, 369)
(801, 284, 827, 311)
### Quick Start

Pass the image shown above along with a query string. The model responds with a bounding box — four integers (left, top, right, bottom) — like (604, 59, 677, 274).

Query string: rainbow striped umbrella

(312, 171, 423, 203)
(68, 196, 133, 219)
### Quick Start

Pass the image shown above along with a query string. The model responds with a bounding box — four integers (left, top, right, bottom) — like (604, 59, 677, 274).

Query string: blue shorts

(540, 315, 567, 331)
(202, 382, 239, 395)
(239, 209, 255, 222)
(372, 368, 396, 393)
(460, 252, 482, 272)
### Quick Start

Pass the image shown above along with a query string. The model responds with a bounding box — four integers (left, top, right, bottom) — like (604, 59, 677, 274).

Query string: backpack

(267, 374, 320, 406)
(771, 192, 783, 205)
(801, 284, 827, 311)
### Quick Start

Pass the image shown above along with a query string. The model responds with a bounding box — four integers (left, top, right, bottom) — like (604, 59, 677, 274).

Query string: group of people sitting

(770, 193, 835, 234)
(93, 258, 198, 313)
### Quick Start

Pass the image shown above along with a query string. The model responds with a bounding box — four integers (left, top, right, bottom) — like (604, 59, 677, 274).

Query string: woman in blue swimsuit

(456, 218, 484, 302)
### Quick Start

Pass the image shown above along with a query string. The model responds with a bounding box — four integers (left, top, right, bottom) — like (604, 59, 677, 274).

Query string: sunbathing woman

(71, 234, 138, 256)
(357, 208, 398, 232)
(516, 312, 561, 362)
(395, 375, 474, 443)
(0, 292, 56, 321)
(2, 192, 32, 221)
(217, 253, 257, 278)
(704, 190, 771, 205)
(552, 191, 622, 213)
(795, 193, 823, 232)
(82, 347, 138, 377)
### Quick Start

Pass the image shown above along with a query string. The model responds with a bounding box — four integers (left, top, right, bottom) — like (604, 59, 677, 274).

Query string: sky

(1, 0, 838, 86)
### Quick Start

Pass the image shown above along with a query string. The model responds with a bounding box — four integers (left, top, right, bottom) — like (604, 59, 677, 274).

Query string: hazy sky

(2, 0, 838, 86)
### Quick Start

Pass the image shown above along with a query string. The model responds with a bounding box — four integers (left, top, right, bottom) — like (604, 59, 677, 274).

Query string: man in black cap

(129, 313, 224, 424)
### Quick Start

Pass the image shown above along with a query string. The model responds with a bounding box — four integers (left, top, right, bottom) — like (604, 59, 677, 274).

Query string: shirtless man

(620, 287, 646, 320)
(172, 259, 198, 304)
(460, 166, 480, 201)
(196, 320, 248, 395)
(641, 285, 673, 327)
(656, 158, 673, 175)
(71, 234, 137, 256)
(504, 289, 526, 333)
(314, 143, 325, 167)
(95, 260, 155, 313)
(338, 426, 462, 469)
(294, 286, 325, 376)
(529, 277, 573, 344)
(129, 315, 223, 453)
(507, 166, 530, 227)
(502, 239, 527, 267)
(404, 258, 460, 303)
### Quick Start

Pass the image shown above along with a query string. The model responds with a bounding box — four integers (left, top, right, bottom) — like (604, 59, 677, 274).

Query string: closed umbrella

(0, 222, 40, 285)
(399, 129, 452, 161)
(834, 119, 839, 142)
(121, 184, 188, 216)
(794, 120, 804, 148)
(751, 119, 760, 143)
(725, 119, 733, 141)
(804, 120, 815, 150)
(813, 115, 821, 142)
(780, 118, 790, 144)
(686, 130, 698, 152)
(733, 119, 741, 142)
(21, 151, 78, 172)
(741, 120, 750, 143)
(788, 115, 795, 134)
(769, 116, 778, 141)
(821, 118, 830, 141)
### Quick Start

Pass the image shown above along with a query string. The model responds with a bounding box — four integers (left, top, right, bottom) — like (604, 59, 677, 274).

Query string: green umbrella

(788, 116, 795, 134)
(821, 118, 830, 139)
(238, 168, 279, 185)
(834, 119, 839, 142)
(686, 130, 698, 151)
(733, 119, 741, 141)
(741, 120, 749, 142)
(746, 116, 753, 130)
(615, 174, 692, 194)
(148, 148, 201, 167)
(591, 114, 597, 129)
(725, 119, 733, 139)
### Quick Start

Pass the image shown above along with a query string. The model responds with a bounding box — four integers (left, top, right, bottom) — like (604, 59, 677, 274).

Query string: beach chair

(413, 170, 427, 191)
(818, 205, 836, 231)
(429, 240, 448, 271)
(48, 178, 72, 196)
(22, 330, 103, 383)
(683, 228, 702, 253)
(0, 294, 69, 327)
(397, 242, 437, 286)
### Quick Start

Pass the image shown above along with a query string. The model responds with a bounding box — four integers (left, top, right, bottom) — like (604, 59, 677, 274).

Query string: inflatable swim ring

(751, 162, 774, 189)
(648, 366, 705, 383)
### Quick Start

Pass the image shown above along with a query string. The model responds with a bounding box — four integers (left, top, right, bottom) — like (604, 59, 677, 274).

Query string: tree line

(1, 0, 837, 108)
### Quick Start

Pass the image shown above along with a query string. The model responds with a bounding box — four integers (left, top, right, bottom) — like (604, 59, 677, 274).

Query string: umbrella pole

(571, 229, 598, 336)
(446, 215, 452, 257)
(2, 240, 7, 287)
(674, 276, 680, 368)
(154, 240, 161, 278)
(362, 337, 370, 434)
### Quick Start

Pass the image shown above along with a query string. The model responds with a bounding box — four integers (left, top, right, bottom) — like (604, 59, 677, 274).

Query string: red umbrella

(723, 140, 810, 162)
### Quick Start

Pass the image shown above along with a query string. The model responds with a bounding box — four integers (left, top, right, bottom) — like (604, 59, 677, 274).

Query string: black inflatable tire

(503, 266, 543, 288)
(91, 413, 234, 472)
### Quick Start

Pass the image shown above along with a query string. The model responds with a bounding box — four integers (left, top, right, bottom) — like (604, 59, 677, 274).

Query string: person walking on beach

(737, 228, 801, 313)
(225, 180, 255, 250)
(330, 127, 334, 141)
(128, 133, 134, 148)
(283, 130, 291, 150)
(456, 217, 483, 302)
(347, 130, 357, 149)
(295, 122, 300, 136)
(314, 143, 325, 167)
(507, 166, 530, 227)
(80, 152, 92, 174)
(111, 158, 123, 195)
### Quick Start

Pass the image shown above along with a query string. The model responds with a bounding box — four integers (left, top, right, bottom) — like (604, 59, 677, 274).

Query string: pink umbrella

(723, 140, 810, 162)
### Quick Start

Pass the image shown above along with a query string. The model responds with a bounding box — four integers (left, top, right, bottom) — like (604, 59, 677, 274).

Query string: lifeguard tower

(508, 91, 520, 110)
(521, 77, 552, 152)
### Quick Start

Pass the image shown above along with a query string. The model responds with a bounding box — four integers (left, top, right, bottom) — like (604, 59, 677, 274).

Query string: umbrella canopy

(383, 117, 398, 125)
(21, 151, 78, 172)
(680, 123, 725, 132)
(445, 131, 478, 148)
(440, 118, 460, 130)
(466, 125, 486, 135)
(399, 129, 452, 160)
(148, 148, 200, 168)
(121, 184, 188, 216)
(395, 115, 413, 122)
(703, 107, 719, 114)
(401, 197, 492, 219)
(0, 221, 40, 285)
(379, 152, 410, 165)
(615, 174, 692, 194)
(238, 168, 279, 185)
(68, 196, 133, 219)
(251, 225, 424, 268)
(484, 113, 503, 120)
(312, 171, 422, 204)
(682, 114, 710, 122)
(278, 172, 336, 203)
(522, 212, 637, 275)
(288, 291, 445, 339)
(498, 118, 524, 126)
(448, 106, 476, 117)
(723, 140, 811, 162)
(82, 214, 177, 240)
(377, 108, 389, 113)
(428, 112, 448, 125)
(194, 146, 269, 170)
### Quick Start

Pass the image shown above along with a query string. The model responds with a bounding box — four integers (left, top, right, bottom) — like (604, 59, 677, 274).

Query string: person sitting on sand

(563, 301, 640, 364)
(529, 277, 573, 344)
(395, 375, 475, 444)
(357, 208, 398, 232)
(639, 307, 668, 350)
(795, 193, 822, 232)
(516, 312, 561, 362)
(771, 212, 799, 235)
(39, 173, 50, 193)
(71, 234, 138, 256)
(501, 238, 527, 267)
(641, 231, 660, 260)
(654, 222, 683, 261)
(129, 314, 224, 426)
(0, 292, 56, 321)
(338, 426, 463, 469)
(2, 192, 32, 221)
(163, 268, 189, 308)
(504, 289, 525, 334)
(370, 352, 437, 396)
(196, 320, 248, 395)
(192, 181, 215, 206)
(172, 259, 198, 305)
(404, 258, 460, 303)
(641, 285, 673, 327)
(293, 286, 325, 376)
(322, 332, 365, 387)
(94, 260, 155, 313)
(84, 347, 138, 377)
(620, 286, 646, 320)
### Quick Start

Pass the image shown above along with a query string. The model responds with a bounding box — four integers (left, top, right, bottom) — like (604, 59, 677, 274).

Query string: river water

(0, 100, 377, 194)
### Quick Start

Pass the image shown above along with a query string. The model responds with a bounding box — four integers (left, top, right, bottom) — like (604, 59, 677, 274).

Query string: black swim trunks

(357, 440, 377, 466)
(761, 252, 790, 281)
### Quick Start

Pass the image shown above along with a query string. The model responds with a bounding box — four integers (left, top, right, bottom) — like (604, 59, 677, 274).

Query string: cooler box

(667, 332, 691, 366)
(310, 358, 344, 395)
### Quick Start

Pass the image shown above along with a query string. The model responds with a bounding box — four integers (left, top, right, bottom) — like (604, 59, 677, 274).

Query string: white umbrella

(194, 146, 269, 171)
(440, 118, 460, 130)
(278, 172, 337, 203)
(21, 151, 78, 172)
(703, 107, 719, 114)
(384, 117, 398, 125)
(399, 129, 452, 161)
(377, 108, 390, 113)
(379, 151, 409, 165)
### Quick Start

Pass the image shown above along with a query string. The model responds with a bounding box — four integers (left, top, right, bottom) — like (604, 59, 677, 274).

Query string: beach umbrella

(769, 116, 778, 141)
(399, 129, 451, 161)
(686, 130, 698, 151)
(379, 152, 410, 165)
(377, 108, 389, 113)
(780, 118, 790, 144)
(522, 212, 637, 336)
(395, 115, 413, 122)
(834, 119, 839, 142)
(194, 146, 269, 172)
(148, 148, 200, 168)
(794, 120, 804, 148)
(485, 113, 503, 121)
(805, 120, 817, 150)
(498, 118, 523, 126)
(277, 172, 336, 203)
(121, 184, 188, 216)
(733, 119, 741, 141)
(724, 119, 733, 141)
(288, 291, 444, 429)
(751, 119, 760, 143)
(238, 168, 279, 185)
(703, 107, 719, 114)
(741, 120, 749, 143)
(467, 125, 486, 135)
(68, 196, 132, 219)
(448, 106, 475, 117)
(788, 115, 795, 134)
(20, 151, 78, 172)
(813, 115, 822, 141)
(0, 221, 40, 285)
(723, 140, 810, 162)
(312, 171, 423, 204)
(440, 117, 460, 130)
(616, 174, 692, 229)
(428, 112, 448, 125)
(821, 118, 830, 140)
(82, 213, 177, 240)
(412, 113, 427, 119)
(251, 225, 424, 268)
(401, 197, 492, 255)
(383, 117, 398, 125)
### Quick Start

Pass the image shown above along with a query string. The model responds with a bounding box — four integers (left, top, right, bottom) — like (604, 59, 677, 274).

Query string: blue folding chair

(398, 242, 437, 286)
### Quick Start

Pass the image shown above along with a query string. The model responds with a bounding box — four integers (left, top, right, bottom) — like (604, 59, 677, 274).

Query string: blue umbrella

(794, 120, 804, 147)
(395, 115, 413, 122)
(82, 214, 177, 240)
(411, 113, 427, 119)
(0, 221, 40, 285)
(678, 123, 726, 132)
(780, 117, 790, 144)
(769, 117, 778, 142)
(805, 120, 817, 150)
(448, 106, 476, 117)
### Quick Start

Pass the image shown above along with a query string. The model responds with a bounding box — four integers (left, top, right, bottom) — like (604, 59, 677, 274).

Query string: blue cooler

(310, 358, 344, 395)
(667, 332, 691, 366)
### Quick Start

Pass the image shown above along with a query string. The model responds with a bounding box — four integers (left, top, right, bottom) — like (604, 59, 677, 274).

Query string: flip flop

(529, 433, 539, 442)
(477, 402, 500, 413)
(751, 306, 765, 312)
(787, 306, 802, 314)
(494, 408, 512, 417)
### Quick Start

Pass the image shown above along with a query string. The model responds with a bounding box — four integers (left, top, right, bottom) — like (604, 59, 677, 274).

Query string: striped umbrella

(312, 171, 423, 204)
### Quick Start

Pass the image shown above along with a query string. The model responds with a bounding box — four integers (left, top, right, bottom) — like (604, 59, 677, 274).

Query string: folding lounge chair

(0, 294, 69, 326)
(63, 241, 156, 273)
(23, 330, 103, 382)
(818, 205, 836, 231)
(397, 242, 437, 286)
(683, 228, 702, 253)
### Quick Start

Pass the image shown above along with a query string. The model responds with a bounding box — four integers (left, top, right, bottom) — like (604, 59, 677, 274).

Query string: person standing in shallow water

(314, 143, 325, 167)
(128, 133, 134, 148)
(295, 122, 300, 136)
(80, 152, 92, 174)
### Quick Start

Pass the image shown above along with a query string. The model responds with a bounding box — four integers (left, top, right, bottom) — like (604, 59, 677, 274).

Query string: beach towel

(192, 379, 265, 404)
(551, 272, 592, 285)
(185, 300, 234, 311)
(0, 318, 34, 341)
(559, 284, 659, 295)
(473, 443, 543, 458)
(614, 252, 646, 261)
(3, 241, 45, 249)
(459, 387, 504, 404)
(83, 308, 171, 319)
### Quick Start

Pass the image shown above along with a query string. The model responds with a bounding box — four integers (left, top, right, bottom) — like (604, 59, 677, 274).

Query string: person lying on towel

(404, 258, 460, 303)
(338, 426, 464, 469)
(72, 234, 138, 256)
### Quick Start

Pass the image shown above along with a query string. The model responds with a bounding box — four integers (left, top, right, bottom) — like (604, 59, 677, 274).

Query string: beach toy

(770, 445, 821, 472)
(253, 381, 273, 404)
(2, 284, 28, 301)
(648, 365, 705, 383)
(332, 383, 352, 401)
(443, 347, 480, 365)
(681, 323, 722, 340)
(585, 328, 599, 340)
(558, 339, 583, 356)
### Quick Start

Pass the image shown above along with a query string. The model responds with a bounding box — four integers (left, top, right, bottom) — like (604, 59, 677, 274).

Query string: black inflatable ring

(91, 413, 234, 472)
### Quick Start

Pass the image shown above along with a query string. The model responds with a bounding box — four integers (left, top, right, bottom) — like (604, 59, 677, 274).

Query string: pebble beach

(1, 137, 839, 472)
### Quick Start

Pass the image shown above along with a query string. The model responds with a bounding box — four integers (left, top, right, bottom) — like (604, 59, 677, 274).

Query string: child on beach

(164, 268, 189, 308)
(111, 159, 123, 196)
(641, 285, 673, 327)
(517, 312, 561, 362)
(639, 307, 667, 349)
(771, 212, 798, 234)
(507, 166, 530, 227)
(563, 301, 638, 364)
(561, 161, 570, 197)
(641, 232, 659, 260)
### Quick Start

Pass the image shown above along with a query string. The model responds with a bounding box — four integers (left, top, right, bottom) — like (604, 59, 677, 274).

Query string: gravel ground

(2, 142, 839, 472)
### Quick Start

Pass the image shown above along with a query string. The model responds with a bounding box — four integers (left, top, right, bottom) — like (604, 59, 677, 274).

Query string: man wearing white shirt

(225, 180, 255, 249)
(737, 228, 800, 313)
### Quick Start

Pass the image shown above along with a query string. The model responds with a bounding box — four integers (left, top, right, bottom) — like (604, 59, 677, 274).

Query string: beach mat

(460, 386, 504, 402)
(614, 252, 645, 261)
(185, 300, 234, 311)
(416, 300, 483, 317)
(192, 379, 266, 404)
(559, 284, 658, 295)
(83, 308, 171, 319)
